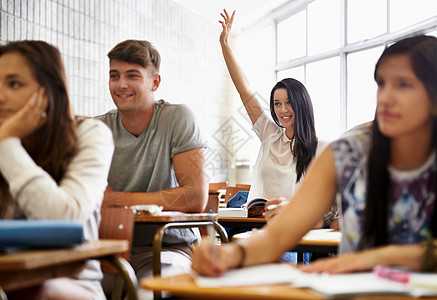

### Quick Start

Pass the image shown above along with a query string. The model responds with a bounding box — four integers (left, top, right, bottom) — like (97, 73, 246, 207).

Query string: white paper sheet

(193, 264, 437, 298)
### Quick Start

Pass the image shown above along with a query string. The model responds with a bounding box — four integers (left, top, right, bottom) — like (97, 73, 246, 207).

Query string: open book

(218, 197, 267, 218)
(246, 197, 267, 217)
(217, 207, 248, 218)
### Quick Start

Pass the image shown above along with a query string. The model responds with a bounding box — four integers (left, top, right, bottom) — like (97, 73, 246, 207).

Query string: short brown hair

(107, 40, 160, 73)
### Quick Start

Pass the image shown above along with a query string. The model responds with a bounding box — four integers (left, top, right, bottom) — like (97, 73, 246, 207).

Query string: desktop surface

(142, 272, 323, 300)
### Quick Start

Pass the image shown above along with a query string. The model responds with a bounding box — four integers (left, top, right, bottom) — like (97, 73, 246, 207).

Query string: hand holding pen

(264, 197, 288, 222)
(192, 221, 229, 276)
(207, 213, 218, 259)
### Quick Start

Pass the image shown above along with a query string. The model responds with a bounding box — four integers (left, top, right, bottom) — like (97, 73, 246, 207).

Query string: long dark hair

(360, 35, 437, 249)
(0, 41, 78, 214)
(270, 78, 318, 182)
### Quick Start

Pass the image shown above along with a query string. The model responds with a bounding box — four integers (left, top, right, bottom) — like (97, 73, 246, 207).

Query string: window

(307, 0, 341, 55)
(277, 66, 305, 83)
(347, 47, 383, 129)
(306, 57, 340, 141)
(277, 11, 306, 62)
(390, 0, 437, 32)
(274, 0, 437, 141)
(347, 0, 386, 43)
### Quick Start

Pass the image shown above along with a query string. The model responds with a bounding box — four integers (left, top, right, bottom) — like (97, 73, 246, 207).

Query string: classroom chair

(99, 206, 138, 300)
(235, 183, 251, 189)
(224, 185, 251, 203)
(208, 181, 228, 210)
(200, 184, 229, 237)
(208, 181, 228, 193)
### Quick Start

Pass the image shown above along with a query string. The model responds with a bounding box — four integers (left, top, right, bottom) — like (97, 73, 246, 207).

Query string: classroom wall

(0, 0, 231, 183)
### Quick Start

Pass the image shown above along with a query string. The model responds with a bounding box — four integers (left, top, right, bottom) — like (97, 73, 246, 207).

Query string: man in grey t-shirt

(95, 40, 208, 281)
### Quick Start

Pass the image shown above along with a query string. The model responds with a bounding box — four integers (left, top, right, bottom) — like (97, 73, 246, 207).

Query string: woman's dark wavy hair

(270, 78, 318, 182)
(0, 41, 78, 213)
(359, 35, 437, 249)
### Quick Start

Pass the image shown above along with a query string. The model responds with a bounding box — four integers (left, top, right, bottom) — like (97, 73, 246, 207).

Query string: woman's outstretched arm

(191, 145, 338, 276)
(219, 9, 263, 125)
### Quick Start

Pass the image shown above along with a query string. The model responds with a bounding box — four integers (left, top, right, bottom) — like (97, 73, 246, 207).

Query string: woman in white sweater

(0, 41, 114, 299)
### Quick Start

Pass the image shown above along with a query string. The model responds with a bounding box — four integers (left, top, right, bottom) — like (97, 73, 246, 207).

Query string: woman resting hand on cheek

(0, 41, 114, 300)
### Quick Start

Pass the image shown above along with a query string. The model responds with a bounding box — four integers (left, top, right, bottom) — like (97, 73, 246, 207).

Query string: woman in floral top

(191, 34, 437, 276)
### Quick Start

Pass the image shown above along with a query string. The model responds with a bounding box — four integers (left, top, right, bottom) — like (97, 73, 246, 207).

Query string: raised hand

(219, 9, 235, 45)
(0, 87, 48, 142)
(217, 8, 263, 125)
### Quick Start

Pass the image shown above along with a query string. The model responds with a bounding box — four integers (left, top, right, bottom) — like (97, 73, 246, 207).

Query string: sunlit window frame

(273, 0, 437, 135)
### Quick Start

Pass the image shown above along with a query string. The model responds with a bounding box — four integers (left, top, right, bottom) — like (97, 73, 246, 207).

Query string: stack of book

(218, 197, 268, 218)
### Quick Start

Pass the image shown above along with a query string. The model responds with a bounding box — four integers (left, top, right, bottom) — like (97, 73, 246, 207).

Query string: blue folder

(226, 191, 249, 208)
(0, 220, 84, 248)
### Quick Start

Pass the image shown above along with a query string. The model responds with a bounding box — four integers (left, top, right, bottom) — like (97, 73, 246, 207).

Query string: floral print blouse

(331, 123, 435, 253)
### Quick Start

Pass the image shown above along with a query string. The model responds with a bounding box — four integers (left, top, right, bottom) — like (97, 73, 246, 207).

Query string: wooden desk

(135, 212, 218, 223)
(142, 273, 322, 299)
(142, 272, 435, 300)
(135, 213, 228, 276)
(134, 212, 231, 240)
(0, 240, 133, 295)
(134, 213, 228, 245)
(233, 229, 341, 262)
(218, 217, 266, 229)
(135, 212, 229, 300)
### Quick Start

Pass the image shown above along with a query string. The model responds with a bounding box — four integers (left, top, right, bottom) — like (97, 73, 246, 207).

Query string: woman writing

(0, 41, 114, 299)
(192, 34, 437, 276)
(220, 10, 336, 228)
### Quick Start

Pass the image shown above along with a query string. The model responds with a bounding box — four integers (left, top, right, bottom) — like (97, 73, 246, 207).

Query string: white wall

(0, 0, 231, 182)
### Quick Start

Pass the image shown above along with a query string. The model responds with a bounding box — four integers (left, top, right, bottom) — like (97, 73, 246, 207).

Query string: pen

(265, 201, 287, 211)
(207, 214, 216, 242)
(207, 212, 218, 259)
(373, 265, 410, 284)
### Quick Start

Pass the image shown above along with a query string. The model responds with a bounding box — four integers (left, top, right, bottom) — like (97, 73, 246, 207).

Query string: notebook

(193, 263, 437, 298)
(218, 207, 248, 218)
(0, 220, 84, 249)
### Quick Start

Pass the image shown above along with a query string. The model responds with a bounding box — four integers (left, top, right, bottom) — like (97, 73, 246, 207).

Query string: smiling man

(95, 40, 208, 282)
